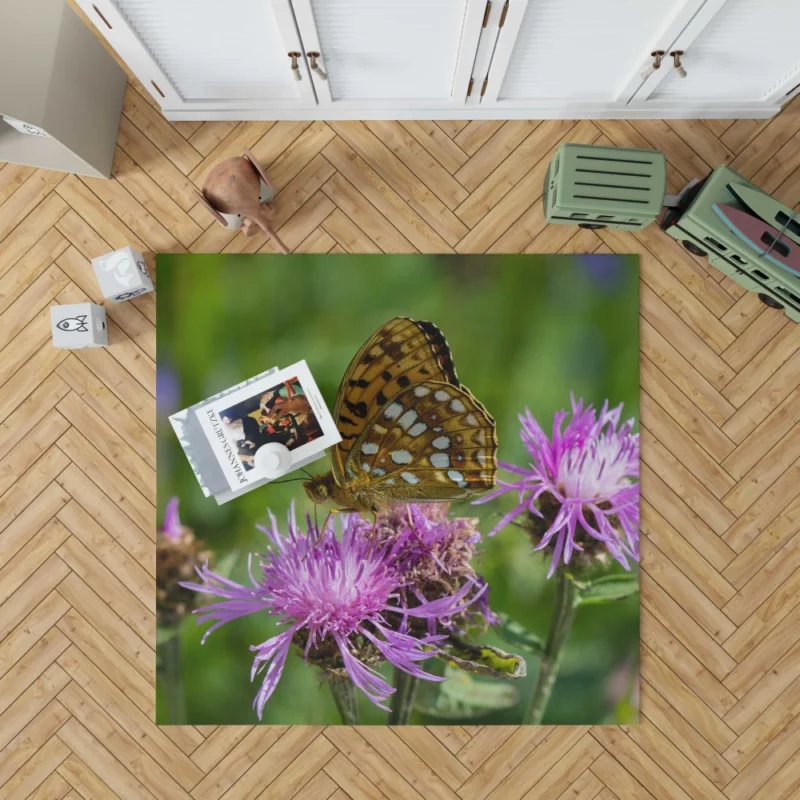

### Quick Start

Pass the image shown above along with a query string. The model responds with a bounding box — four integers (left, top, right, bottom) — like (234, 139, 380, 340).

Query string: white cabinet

(287, 0, 486, 108)
(480, 0, 705, 108)
(631, 0, 800, 109)
(76, 0, 316, 112)
(76, 0, 800, 120)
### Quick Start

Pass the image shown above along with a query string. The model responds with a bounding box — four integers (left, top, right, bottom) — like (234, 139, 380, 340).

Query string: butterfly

(304, 317, 498, 514)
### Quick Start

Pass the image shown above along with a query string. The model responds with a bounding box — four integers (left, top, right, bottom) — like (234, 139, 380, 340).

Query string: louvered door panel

(293, 0, 477, 103)
(111, 0, 301, 102)
(495, 0, 686, 102)
(649, 0, 800, 102)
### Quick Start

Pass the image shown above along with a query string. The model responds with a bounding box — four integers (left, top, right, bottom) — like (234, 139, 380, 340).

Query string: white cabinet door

(76, 0, 317, 112)
(480, 0, 706, 111)
(287, 0, 486, 108)
(631, 0, 800, 109)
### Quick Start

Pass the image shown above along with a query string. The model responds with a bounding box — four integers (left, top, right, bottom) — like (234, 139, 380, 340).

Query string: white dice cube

(92, 246, 154, 302)
(50, 303, 108, 349)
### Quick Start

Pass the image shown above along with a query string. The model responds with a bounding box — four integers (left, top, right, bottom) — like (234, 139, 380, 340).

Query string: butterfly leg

(305, 508, 336, 560)
(405, 504, 427, 550)
(317, 508, 337, 544)
(366, 511, 379, 558)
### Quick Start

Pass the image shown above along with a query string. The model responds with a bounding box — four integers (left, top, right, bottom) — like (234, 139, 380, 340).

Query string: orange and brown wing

(331, 318, 460, 483)
(343, 380, 498, 501)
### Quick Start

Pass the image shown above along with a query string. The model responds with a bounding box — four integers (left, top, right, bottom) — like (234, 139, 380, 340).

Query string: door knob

(670, 50, 687, 79)
(640, 51, 665, 81)
(307, 52, 328, 81)
(288, 52, 302, 81)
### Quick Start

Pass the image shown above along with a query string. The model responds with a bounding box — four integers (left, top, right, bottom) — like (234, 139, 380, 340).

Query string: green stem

(159, 632, 186, 724)
(524, 568, 578, 725)
(328, 677, 360, 725)
(389, 669, 419, 726)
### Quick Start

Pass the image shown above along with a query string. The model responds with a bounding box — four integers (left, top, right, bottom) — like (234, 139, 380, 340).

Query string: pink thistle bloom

(475, 395, 639, 577)
(181, 506, 484, 718)
(375, 504, 498, 633)
(161, 497, 184, 540)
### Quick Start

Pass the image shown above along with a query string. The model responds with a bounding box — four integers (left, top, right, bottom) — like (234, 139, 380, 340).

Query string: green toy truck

(544, 142, 800, 322)
(660, 165, 800, 322)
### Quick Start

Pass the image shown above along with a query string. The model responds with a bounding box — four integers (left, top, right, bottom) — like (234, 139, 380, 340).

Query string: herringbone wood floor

(2, 53, 800, 798)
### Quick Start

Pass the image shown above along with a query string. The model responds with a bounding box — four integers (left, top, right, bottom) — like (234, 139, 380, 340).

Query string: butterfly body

(304, 318, 498, 514)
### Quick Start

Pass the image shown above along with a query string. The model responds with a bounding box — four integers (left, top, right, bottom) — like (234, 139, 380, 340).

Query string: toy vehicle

(660, 165, 800, 322)
(544, 142, 800, 322)
(543, 143, 666, 231)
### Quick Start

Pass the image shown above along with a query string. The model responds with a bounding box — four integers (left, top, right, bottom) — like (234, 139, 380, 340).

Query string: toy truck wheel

(682, 240, 707, 257)
(758, 293, 784, 310)
(578, 223, 606, 230)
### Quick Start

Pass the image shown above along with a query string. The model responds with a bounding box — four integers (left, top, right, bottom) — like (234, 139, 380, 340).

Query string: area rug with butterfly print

(155, 253, 640, 726)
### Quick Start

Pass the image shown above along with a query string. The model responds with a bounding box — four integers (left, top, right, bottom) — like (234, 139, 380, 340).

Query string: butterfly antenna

(268, 476, 308, 485)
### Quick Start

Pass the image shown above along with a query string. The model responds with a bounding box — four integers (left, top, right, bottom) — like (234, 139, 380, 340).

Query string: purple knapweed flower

(475, 395, 639, 577)
(162, 497, 184, 540)
(157, 498, 212, 628)
(181, 506, 484, 718)
(374, 504, 498, 632)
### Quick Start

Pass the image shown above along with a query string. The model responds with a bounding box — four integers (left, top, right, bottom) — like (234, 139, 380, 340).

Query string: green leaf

(212, 550, 240, 579)
(495, 613, 545, 656)
(415, 667, 520, 720)
(575, 572, 639, 606)
(156, 626, 181, 645)
(436, 637, 527, 679)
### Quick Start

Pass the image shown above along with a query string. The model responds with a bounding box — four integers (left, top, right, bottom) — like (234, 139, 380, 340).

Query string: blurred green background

(156, 253, 640, 726)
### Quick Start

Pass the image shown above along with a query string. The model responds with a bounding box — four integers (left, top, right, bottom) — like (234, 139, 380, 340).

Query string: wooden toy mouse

(197, 149, 289, 254)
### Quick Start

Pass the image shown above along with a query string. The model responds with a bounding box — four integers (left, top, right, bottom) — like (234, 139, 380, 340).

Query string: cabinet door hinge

(480, 77, 488, 97)
(482, 0, 492, 27)
(499, 0, 509, 27)
(467, 78, 474, 97)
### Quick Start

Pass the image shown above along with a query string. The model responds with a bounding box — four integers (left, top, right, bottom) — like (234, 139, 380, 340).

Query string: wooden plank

(400, 121, 469, 174)
(329, 122, 467, 246)
(122, 84, 202, 176)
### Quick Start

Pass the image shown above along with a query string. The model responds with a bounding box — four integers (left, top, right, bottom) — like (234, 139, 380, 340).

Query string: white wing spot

(464, 413, 479, 426)
(361, 442, 379, 455)
(398, 410, 417, 431)
(433, 426, 443, 432)
(414, 386, 431, 397)
(408, 421, 427, 437)
(385, 478, 396, 485)
(401, 472, 420, 485)
(448, 470, 467, 488)
(384, 402, 403, 420)
(432, 436, 450, 450)
(391, 450, 413, 464)
(373, 467, 386, 477)
(430, 453, 450, 468)
(434, 390, 450, 402)
(449, 398, 466, 413)
(362, 463, 371, 473)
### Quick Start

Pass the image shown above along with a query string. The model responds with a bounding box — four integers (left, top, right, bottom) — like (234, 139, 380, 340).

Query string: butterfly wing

(331, 318, 460, 483)
(344, 380, 497, 502)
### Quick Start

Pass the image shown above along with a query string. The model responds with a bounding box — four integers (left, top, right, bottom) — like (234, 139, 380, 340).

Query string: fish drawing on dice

(56, 315, 89, 333)
(304, 317, 498, 515)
